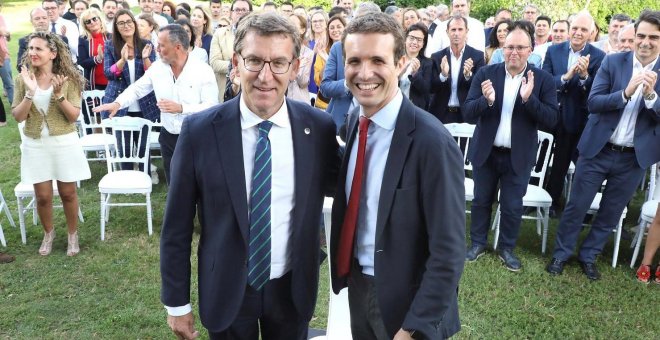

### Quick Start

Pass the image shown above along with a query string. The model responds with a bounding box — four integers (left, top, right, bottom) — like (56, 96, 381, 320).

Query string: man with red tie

(330, 13, 466, 340)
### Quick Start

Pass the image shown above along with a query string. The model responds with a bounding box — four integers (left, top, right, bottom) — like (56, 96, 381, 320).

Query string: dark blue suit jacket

(429, 45, 485, 122)
(406, 55, 433, 111)
(160, 97, 340, 332)
(102, 39, 159, 121)
(320, 42, 352, 132)
(330, 97, 466, 339)
(542, 41, 605, 133)
(581, 52, 660, 168)
(463, 63, 559, 175)
(78, 34, 112, 90)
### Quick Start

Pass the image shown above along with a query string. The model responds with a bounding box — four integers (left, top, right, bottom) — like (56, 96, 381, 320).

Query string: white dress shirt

(493, 67, 525, 148)
(561, 44, 589, 86)
(54, 17, 79, 62)
(346, 91, 403, 276)
(439, 46, 466, 106)
(114, 55, 219, 134)
(610, 55, 659, 147)
(165, 96, 296, 317)
(425, 16, 485, 57)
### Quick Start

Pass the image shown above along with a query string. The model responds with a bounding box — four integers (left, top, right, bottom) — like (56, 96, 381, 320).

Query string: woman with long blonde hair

(78, 7, 111, 89)
(12, 32, 90, 256)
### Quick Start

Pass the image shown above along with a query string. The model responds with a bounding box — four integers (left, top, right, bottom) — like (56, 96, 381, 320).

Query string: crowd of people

(1, 0, 660, 338)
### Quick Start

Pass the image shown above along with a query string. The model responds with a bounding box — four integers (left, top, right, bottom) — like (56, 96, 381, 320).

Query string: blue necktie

(247, 121, 273, 290)
(51, 23, 56, 33)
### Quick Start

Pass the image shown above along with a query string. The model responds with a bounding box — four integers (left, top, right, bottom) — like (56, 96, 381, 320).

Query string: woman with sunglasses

(400, 23, 432, 110)
(12, 32, 90, 256)
(78, 8, 110, 90)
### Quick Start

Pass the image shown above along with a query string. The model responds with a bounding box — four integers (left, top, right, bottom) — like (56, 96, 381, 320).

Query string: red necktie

(337, 116, 370, 278)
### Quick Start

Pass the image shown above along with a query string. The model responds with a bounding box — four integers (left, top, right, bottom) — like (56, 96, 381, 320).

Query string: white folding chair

(79, 90, 115, 162)
(0, 189, 17, 247)
(98, 117, 153, 240)
(630, 163, 659, 268)
(493, 131, 554, 254)
(444, 123, 476, 213)
(319, 196, 353, 340)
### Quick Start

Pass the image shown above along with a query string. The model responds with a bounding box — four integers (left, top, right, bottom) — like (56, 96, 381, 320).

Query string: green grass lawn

(1, 1, 660, 339)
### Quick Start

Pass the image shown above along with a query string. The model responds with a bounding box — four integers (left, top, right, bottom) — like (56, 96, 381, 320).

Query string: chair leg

(78, 206, 84, 223)
(16, 196, 27, 244)
(630, 222, 647, 268)
(536, 207, 542, 236)
(100, 193, 106, 241)
(542, 207, 549, 255)
(0, 192, 16, 228)
(105, 194, 111, 222)
(31, 197, 37, 225)
(0, 222, 6, 247)
(493, 205, 501, 250)
(146, 193, 153, 236)
(612, 218, 623, 268)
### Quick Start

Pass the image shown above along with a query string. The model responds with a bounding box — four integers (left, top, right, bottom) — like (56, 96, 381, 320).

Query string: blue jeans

(0, 57, 14, 104)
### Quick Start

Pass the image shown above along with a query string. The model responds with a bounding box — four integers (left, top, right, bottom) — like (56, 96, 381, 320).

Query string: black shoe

(579, 261, 601, 281)
(465, 244, 487, 262)
(497, 249, 522, 272)
(546, 258, 565, 275)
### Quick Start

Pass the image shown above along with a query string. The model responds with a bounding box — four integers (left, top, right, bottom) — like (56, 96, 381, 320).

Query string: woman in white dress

(11, 32, 91, 256)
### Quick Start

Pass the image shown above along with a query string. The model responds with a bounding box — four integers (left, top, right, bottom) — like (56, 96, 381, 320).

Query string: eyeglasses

(232, 8, 249, 13)
(503, 45, 530, 52)
(116, 20, 134, 28)
(84, 17, 100, 25)
(219, 24, 228, 28)
(239, 54, 293, 74)
(406, 35, 424, 44)
(43, 6, 58, 11)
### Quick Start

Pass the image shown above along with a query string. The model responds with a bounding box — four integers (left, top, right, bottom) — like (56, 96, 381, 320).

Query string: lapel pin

(304, 128, 311, 135)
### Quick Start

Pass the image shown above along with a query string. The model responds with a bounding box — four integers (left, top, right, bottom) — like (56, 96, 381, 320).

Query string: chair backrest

(102, 117, 153, 174)
(80, 90, 106, 135)
(445, 123, 476, 172)
(650, 163, 659, 201)
(530, 131, 554, 186)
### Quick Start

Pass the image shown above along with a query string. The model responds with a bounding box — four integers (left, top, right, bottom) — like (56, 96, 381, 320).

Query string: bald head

(30, 7, 50, 32)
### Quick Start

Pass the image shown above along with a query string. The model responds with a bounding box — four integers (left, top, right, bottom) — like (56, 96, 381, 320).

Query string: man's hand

(563, 63, 577, 82)
(463, 57, 473, 78)
(393, 328, 414, 340)
(93, 102, 121, 118)
(576, 54, 590, 79)
(520, 70, 535, 102)
(60, 24, 66, 36)
(623, 72, 645, 99)
(158, 99, 183, 113)
(167, 312, 200, 340)
(440, 55, 449, 78)
(642, 70, 658, 96)
(481, 79, 495, 105)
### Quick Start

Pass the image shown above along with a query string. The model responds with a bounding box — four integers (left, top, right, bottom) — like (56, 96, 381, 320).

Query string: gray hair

(354, 1, 381, 18)
(234, 12, 301, 58)
(437, 4, 448, 13)
(160, 24, 190, 49)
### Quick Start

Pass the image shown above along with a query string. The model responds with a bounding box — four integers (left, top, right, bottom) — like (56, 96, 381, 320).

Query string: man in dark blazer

(547, 10, 660, 281)
(429, 15, 485, 123)
(160, 13, 339, 339)
(463, 22, 558, 271)
(542, 12, 605, 217)
(17, 8, 69, 72)
(330, 13, 466, 339)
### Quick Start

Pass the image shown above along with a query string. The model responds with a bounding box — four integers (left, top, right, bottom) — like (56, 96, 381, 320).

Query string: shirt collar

(450, 45, 466, 59)
(360, 90, 402, 131)
(568, 43, 586, 54)
(633, 53, 659, 70)
(505, 64, 527, 79)
(240, 95, 289, 130)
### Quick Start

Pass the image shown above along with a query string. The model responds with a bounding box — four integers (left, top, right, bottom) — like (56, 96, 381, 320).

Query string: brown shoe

(0, 252, 15, 263)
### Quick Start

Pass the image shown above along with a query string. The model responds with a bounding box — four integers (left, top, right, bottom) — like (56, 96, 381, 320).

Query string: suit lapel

(212, 97, 250, 244)
(375, 98, 414, 244)
(288, 101, 315, 234)
(559, 42, 569, 73)
(494, 64, 506, 114)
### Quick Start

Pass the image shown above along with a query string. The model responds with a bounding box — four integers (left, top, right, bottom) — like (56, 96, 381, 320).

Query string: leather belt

(605, 142, 634, 153)
(447, 106, 460, 113)
(492, 146, 511, 152)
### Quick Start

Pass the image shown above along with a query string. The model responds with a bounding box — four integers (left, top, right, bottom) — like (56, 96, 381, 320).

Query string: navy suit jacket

(320, 42, 352, 133)
(406, 55, 433, 111)
(581, 52, 660, 168)
(102, 39, 159, 121)
(160, 97, 340, 332)
(429, 45, 485, 122)
(330, 97, 466, 339)
(463, 63, 559, 175)
(77, 34, 112, 90)
(542, 41, 605, 134)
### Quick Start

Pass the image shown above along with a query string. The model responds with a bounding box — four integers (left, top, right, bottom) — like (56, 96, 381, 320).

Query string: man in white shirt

(592, 13, 631, 54)
(102, 0, 117, 33)
(94, 25, 219, 184)
(548, 10, 660, 281)
(425, 0, 485, 57)
(42, 0, 79, 62)
(463, 22, 558, 271)
(137, 0, 168, 29)
(209, 0, 223, 31)
(157, 12, 340, 339)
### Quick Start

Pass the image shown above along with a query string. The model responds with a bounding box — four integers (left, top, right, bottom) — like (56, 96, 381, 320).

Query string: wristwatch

(404, 329, 424, 339)
(57, 95, 66, 103)
(645, 92, 657, 101)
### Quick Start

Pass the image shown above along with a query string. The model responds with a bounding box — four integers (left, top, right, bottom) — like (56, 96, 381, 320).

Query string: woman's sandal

(39, 229, 56, 256)
(67, 231, 80, 257)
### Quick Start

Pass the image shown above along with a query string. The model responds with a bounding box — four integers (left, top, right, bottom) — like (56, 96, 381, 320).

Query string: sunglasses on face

(84, 17, 100, 25)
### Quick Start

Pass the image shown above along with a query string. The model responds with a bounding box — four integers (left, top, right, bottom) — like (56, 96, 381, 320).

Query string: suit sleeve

(320, 43, 349, 99)
(587, 55, 629, 115)
(402, 129, 466, 337)
(410, 58, 432, 95)
(103, 41, 121, 80)
(463, 67, 494, 123)
(521, 70, 558, 129)
(160, 118, 199, 307)
(77, 38, 96, 71)
(542, 47, 566, 91)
